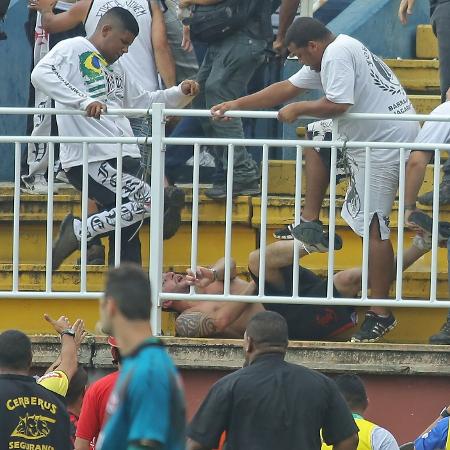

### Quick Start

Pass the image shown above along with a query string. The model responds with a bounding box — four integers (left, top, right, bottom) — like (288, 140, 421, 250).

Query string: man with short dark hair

(0, 329, 72, 449)
(187, 311, 359, 450)
(97, 263, 186, 450)
(212, 17, 419, 343)
(322, 374, 400, 450)
(31, 7, 199, 269)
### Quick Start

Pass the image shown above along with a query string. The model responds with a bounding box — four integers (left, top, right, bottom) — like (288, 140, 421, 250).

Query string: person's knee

(334, 270, 361, 297)
(248, 249, 260, 275)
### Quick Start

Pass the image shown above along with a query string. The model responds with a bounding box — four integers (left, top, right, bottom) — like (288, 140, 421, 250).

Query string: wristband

(210, 267, 218, 282)
(61, 328, 76, 338)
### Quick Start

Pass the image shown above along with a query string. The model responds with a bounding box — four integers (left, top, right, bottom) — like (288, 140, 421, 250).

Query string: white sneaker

(21, 174, 59, 194)
(55, 170, 69, 184)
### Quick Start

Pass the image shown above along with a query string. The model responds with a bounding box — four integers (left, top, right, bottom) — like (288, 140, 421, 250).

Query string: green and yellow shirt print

(79, 51, 109, 100)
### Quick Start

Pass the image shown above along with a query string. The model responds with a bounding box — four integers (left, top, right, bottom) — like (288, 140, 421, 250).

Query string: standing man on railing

(211, 17, 419, 343)
(30, 7, 199, 269)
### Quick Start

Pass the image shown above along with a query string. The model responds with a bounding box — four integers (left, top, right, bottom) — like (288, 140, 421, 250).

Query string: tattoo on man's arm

(175, 312, 217, 337)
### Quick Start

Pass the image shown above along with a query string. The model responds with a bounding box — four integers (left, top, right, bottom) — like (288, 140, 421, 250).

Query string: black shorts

(250, 266, 356, 340)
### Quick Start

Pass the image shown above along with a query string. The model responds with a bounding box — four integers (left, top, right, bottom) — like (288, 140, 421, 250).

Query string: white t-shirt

(416, 101, 450, 146)
(84, 0, 159, 93)
(289, 34, 419, 164)
(31, 37, 188, 169)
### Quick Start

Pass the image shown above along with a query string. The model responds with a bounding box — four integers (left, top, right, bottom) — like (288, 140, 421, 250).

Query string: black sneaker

(429, 319, 450, 345)
(204, 180, 260, 200)
(418, 183, 450, 205)
(290, 220, 343, 252)
(273, 224, 295, 240)
(408, 210, 450, 242)
(350, 311, 397, 343)
(163, 186, 185, 240)
(52, 213, 80, 271)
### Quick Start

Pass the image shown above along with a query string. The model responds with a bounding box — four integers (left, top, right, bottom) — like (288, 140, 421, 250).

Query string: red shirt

(76, 371, 119, 448)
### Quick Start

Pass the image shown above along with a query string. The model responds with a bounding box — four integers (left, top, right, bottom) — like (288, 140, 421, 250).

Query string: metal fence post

(149, 103, 165, 335)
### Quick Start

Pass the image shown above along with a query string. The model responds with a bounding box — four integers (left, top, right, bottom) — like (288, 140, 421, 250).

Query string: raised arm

(29, 0, 90, 34)
(274, 0, 300, 55)
(150, 0, 176, 87)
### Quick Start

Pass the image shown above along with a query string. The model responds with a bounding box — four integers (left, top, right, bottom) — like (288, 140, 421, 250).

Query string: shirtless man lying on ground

(162, 236, 431, 341)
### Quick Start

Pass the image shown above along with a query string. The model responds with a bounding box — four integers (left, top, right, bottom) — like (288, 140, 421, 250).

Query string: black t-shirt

(0, 374, 71, 450)
(431, 0, 450, 14)
(250, 266, 356, 340)
(242, 0, 273, 42)
(188, 353, 358, 450)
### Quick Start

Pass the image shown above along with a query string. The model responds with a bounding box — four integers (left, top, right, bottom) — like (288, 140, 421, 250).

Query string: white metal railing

(1, 105, 450, 336)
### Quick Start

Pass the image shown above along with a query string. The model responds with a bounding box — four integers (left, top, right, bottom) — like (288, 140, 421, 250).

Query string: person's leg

(202, 33, 265, 198)
(419, 4, 450, 205)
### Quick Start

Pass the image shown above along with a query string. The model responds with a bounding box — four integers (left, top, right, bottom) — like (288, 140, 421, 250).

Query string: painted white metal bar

(45, 143, 55, 292)
(292, 145, 303, 298)
(12, 143, 21, 292)
(327, 120, 339, 299)
(258, 144, 270, 296)
(149, 103, 165, 335)
(114, 144, 123, 268)
(189, 143, 201, 294)
(80, 142, 89, 292)
(361, 146, 371, 300)
(223, 144, 235, 296)
(159, 292, 450, 308)
(430, 149, 441, 302)
(395, 148, 407, 301)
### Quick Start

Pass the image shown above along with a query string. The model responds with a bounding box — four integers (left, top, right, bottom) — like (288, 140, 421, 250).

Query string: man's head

(0, 330, 32, 374)
(90, 7, 139, 64)
(100, 263, 152, 336)
(244, 311, 288, 363)
(285, 17, 334, 72)
(161, 272, 190, 312)
(334, 374, 369, 413)
(66, 367, 88, 409)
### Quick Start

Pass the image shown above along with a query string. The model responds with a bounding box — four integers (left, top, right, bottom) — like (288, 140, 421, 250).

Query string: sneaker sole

(163, 188, 186, 240)
(52, 214, 79, 271)
(291, 222, 343, 251)
(273, 224, 295, 240)
(408, 211, 450, 241)
(350, 319, 398, 343)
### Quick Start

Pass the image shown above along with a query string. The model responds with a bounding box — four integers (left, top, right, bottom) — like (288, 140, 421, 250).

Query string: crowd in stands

(2, 1, 450, 446)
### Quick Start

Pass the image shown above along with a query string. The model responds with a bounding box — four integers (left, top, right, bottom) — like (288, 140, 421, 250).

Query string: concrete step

(385, 58, 440, 93)
(0, 265, 448, 343)
(416, 24, 438, 59)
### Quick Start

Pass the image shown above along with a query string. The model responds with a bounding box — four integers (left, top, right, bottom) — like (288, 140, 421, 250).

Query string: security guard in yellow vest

(322, 374, 399, 450)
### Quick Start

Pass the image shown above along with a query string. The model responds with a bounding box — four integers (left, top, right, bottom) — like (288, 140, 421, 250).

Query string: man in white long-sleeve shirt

(31, 6, 199, 269)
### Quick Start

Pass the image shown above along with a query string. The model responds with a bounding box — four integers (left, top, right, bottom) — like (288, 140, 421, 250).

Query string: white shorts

(340, 150, 400, 240)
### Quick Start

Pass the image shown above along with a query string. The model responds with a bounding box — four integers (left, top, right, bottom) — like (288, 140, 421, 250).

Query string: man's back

(97, 338, 186, 450)
(0, 373, 71, 450)
(188, 353, 357, 450)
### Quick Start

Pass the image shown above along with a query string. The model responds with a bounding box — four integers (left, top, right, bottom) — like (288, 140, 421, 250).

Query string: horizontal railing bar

(0, 292, 102, 299)
(4, 136, 450, 152)
(160, 293, 450, 308)
(3, 106, 450, 124)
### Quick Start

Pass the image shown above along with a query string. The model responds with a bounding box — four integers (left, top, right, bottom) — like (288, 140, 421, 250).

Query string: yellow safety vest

(446, 418, 450, 450)
(322, 417, 376, 450)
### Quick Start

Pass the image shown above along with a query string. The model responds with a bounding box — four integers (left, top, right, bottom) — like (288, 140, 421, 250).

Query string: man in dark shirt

(187, 311, 359, 450)
(0, 329, 72, 450)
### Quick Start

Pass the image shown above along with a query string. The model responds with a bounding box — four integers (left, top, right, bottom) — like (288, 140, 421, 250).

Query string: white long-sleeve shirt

(31, 36, 188, 169)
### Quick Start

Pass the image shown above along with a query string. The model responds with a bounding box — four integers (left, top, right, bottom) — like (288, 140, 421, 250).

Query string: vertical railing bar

(258, 144, 270, 297)
(80, 142, 89, 292)
(223, 144, 234, 296)
(396, 148, 406, 301)
(189, 143, 200, 294)
(361, 146, 371, 300)
(327, 120, 339, 299)
(292, 145, 303, 299)
(149, 103, 165, 335)
(114, 144, 123, 268)
(12, 142, 21, 292)
(430, 148, 440, 302)
(45, 142, 55, 292)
